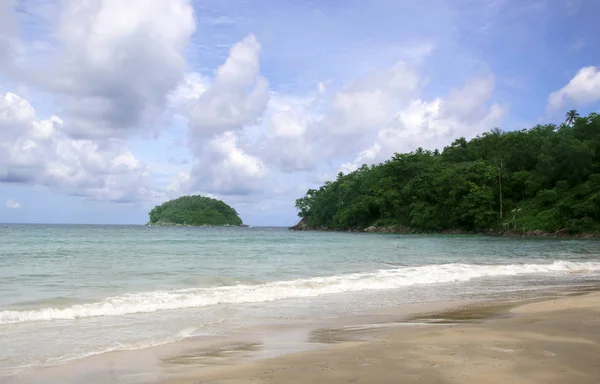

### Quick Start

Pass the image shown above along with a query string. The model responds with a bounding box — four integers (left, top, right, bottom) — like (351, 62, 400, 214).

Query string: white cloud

(0, 91, 157, 202)
(188, 34, 270, 139)
(166, 172, 191, 194)
(189, 131, 268, 195)
(237, 92, 320, 173)
(242, 62, 422, 174)
(548, 66, 600, 111)
(323, 62, 420, 137)
(340, 76, 505, 172)
(5, 199, 21, 209)
(168, 72, 210, 111)
(269, 111, 307, 138)
(172, 35, 271, 195)
(171, 38, 503, 195)
(41, 0, 196, 138)
(262, 92, 315, 140)
(220, 61, 502, 179)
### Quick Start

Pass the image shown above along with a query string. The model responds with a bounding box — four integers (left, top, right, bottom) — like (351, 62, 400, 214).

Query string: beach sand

(159, 290, 600, 384)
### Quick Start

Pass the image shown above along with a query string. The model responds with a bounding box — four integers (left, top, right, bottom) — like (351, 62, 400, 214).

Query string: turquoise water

(1, 224, 600, 377)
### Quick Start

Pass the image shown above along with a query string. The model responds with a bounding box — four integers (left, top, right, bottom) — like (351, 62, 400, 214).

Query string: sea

(1, 224, 600, 381)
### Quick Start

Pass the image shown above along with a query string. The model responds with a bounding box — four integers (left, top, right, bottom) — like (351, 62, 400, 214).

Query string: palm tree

(490, 126, 503, 135)
(565, 110, 579, 126)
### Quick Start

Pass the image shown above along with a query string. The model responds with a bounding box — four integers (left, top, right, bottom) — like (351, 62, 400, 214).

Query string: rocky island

(147, 195, 245, 227)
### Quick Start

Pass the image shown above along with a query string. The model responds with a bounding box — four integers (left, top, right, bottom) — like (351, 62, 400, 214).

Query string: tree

(293, 112, 600, 234)
(565, 110, 580, 126)
(490, 127, 503, 136)
(493, 157, 505, 218)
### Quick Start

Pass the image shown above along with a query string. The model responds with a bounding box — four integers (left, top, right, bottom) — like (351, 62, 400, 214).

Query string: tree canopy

(295, 111, 600, 234)
(148, 195, 243, 226)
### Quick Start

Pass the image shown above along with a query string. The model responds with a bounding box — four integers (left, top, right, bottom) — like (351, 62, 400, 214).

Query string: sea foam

(2, 260, 599, 324)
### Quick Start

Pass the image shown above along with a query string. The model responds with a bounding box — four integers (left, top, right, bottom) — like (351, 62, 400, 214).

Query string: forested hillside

(295, 111, 600, 234)
(148, 195, 243, 226)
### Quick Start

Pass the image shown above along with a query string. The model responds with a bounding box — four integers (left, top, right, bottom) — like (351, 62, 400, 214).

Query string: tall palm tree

(565, 109, 580, 126)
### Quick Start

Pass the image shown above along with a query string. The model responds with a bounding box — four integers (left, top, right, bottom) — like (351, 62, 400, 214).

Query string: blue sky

(1, 0, 599, 225)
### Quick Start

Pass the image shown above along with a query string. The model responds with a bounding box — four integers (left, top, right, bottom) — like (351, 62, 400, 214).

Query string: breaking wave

(2, 260, 599, 325)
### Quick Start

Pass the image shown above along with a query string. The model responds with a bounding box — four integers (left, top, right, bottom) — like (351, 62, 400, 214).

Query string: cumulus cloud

(185, 56, 505, 184)
(244, 62, 422, 174)
(189, 132, 268, 195)
(250, 63, 503, 176)
(548, 67, 600, 111)
(168, 72, 210, 112)
(170, 37, 504, 200)
(250, 93, 319, 173)
(43, 0, 196, 138)
(187, 34, 269, 139)
(5, 199, 21, 209)
(269, 110, 307, 138)
(166, 171, 191, 195)
(340, 76, 504, 172)
(323, 62, 420, 137)
(0, 91, 156, 202)
(167, 35, 271, 196)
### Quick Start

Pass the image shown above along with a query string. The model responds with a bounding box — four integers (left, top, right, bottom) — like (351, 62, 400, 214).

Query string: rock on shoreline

(288, 219, 599, 238)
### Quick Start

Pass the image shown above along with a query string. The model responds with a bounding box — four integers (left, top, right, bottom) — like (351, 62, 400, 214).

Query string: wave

(180, 275, 264, 287)
(2, 261, 599, 325)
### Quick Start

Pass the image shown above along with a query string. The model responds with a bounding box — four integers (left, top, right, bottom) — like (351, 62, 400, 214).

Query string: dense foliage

(295, 112, 600, 234)
(149, 195, 243, 226)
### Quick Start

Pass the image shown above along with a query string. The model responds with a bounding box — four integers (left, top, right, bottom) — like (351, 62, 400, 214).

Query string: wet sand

(160, 291, 600, 384)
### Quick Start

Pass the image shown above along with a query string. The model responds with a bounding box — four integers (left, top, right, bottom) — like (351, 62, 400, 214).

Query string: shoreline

(145, 223, 250, 227)
(159, 286, 600, 384)
(2, 298, 476, 383)
(289, 221, 600, 238)
(6, 284, 599, 383)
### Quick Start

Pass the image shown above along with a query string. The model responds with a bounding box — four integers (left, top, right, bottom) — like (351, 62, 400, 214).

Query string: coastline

(159, 287, 600, 384)
(289, 219, 600, 238)
(146, 222, 250, 227)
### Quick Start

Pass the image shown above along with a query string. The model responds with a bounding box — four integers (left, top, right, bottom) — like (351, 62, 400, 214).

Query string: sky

(0, 0, 599, 226)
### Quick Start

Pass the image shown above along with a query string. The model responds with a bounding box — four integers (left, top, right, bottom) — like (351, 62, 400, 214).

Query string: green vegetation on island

(148, 195, 244, 226)
(294, 111, 600, 235)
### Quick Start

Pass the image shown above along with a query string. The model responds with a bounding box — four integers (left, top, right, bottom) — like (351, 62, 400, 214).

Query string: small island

(147, 195, 245, 227)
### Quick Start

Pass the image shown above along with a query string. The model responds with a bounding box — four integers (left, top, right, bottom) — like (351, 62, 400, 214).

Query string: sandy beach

(158, 289, 600, 384)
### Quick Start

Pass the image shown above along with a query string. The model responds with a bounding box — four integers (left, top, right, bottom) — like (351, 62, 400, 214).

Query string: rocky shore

(289, 218, 599, 238)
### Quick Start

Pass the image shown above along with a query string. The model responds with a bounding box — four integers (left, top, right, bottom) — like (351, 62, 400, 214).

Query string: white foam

(2, 260, 599, 324)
